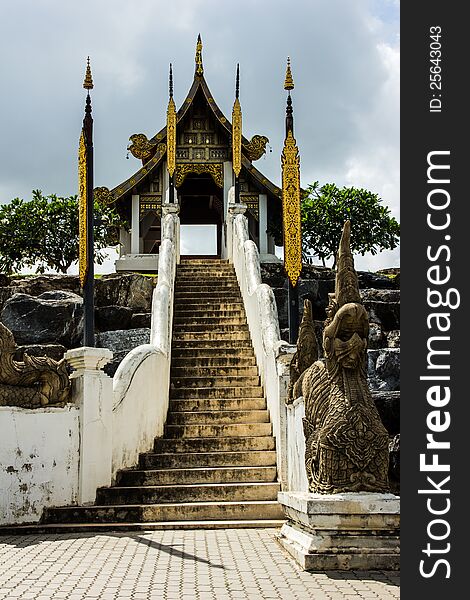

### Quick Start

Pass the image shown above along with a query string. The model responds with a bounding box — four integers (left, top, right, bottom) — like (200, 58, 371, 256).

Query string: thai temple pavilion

(95, 36, 283, 272)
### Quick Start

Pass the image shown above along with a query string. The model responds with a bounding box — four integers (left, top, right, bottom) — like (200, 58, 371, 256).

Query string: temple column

(163, 162, 170, 204)
(259, 193, 268, 255)
(119, 228, 131, 257)
(222, 161, 233, 258)
(131, 194, 140, 254)
(223, 161, 233, 212)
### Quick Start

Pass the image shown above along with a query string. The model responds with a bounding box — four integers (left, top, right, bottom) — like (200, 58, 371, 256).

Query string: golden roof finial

(284, 56, 294, 91)
(195, 34, 204, 76)
(83, 57, 94, 90)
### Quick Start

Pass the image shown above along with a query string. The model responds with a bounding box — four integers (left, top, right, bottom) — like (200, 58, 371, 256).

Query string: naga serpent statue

(297, 221, 390, 494)
(0, 322, 70, 408)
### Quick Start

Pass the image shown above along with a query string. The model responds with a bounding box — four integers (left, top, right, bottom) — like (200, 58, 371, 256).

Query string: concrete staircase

(41, 259, 284, 531)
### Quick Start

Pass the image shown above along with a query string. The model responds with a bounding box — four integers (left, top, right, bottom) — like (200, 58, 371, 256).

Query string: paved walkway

(0, 529, 399, 599)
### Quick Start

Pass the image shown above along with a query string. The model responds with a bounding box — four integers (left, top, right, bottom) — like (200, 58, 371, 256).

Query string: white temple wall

(0, 406, 80, 525)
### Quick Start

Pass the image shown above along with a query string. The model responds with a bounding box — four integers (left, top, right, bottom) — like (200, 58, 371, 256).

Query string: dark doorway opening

(178, 173, 223, 257)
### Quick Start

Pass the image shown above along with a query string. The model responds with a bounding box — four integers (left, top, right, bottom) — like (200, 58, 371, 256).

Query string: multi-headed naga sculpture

(0, 322, 70, 408)
(298, 221, 390, 494)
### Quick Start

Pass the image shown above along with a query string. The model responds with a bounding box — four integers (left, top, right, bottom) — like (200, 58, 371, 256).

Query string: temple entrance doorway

(178, 173, 223, 258)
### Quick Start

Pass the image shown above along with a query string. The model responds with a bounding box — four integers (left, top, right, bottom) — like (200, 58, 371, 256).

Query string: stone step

(171, 346, 255, 358)
(175, 282, 239, 290)
(171, 356, 257, 368)
(164, 422, 272, 438)
(0, 520, 286, 534)
(173, 317, 247, 327)
(96, 482, 280, 505)
(169, 398, 266, 412)
(175, 285, 241, 296)
(174, 303, 244, 313)
(153, 435, 276, 454)
(173, 311, 245, 322)
(172, 323, 248, 333)
(174, 293, 242, 302)
(172, 331, 251, 341)
(179, 260, 230, 265)
(142, 450, 277, 469)
(173, 330, 251, 349)
(171, 375, 260, 389)
(177, 265, 234, 270)
(116, 466, 277, 487)
(176, 277, 238, 284)
(167, 410, 269, 425)
(170, 386, 264, 399)
(170, 366, 259, 378)
(44, 501, 284, 524)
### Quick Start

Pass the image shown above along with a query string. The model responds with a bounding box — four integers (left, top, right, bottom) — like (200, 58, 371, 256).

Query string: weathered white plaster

(112, 345, 168, 478)
(277, 491, 400, 570)
(285, 397, 309, 492)
(0, 405, 80, 525)
(278, 491, 400, 516)
(115, 254, 158, 272)
(258, 194, 268, 254)
(66, 347, 114, 504)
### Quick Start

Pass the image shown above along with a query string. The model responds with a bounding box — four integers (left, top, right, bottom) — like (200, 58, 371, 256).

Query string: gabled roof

(109, 36, 281, 202)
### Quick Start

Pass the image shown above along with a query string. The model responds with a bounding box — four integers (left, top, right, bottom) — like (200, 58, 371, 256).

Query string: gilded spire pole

(79, 57, 95, 346)
(232, 64, 242, 204)
(195, 34, 204, 77)
(281, 57, 302, 343)
(166, 63, 176, 203)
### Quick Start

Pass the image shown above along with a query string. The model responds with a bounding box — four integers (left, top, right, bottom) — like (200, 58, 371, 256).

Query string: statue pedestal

(277, 492, 400, 571)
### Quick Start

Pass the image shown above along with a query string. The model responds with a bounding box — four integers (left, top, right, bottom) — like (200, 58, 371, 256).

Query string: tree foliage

(0, 190, 124, 274)
(301, 182, 400, 267)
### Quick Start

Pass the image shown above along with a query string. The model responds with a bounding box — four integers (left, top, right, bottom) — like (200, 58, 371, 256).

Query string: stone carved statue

(287, 299, 318, 403)
(299, 221, 390, 494)
(0, 322, 70, 408)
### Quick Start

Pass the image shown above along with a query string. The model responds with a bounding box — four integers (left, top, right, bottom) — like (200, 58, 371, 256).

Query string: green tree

(0, 190, 124, 274)
(301, 182, 400, 267)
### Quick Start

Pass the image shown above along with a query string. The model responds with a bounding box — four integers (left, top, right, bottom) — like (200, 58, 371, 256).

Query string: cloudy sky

(0, 0, 399, 271)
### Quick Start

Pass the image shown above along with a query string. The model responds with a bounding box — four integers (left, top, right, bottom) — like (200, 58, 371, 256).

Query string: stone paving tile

(0, 529, 400, 599)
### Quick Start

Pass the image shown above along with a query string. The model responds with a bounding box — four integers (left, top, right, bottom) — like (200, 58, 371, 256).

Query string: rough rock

(260, 263, 399, 327)
(10, 275, 81, 297)
(95, 305, 133, 332)
(0, 274, 11, 287)
(96, 328, 151, 376)
(363, 299, 400, 331)
(361, 288, 400, 303)
(1, 291, 83, 347)
(368, 323, 384, 349)
(372, 390, 400, 435)
(387, 330, 400, 348)
(130, 313, 151, 329)
(368, 348, 400, 391)
(95, 273, 155, 311)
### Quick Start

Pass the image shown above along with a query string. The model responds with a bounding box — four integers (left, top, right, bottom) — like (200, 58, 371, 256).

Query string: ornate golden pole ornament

(78, 130, 88, 287)
(83, 56, 94, 90)
(282, 129, 302, 287)
(232, 97, 242, 177)
(195, 34, 204, 76)
(166, 64, 177, 177)
(284, 56, 294, 91)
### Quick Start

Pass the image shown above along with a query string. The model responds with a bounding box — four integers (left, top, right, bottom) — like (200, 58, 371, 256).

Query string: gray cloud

(0, 0, 399, 270)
